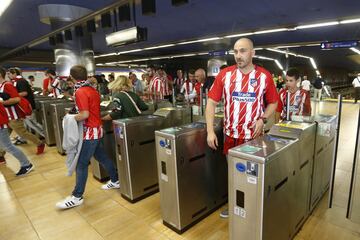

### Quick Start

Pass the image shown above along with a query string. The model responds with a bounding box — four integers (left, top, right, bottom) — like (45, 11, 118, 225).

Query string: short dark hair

(70, 65, 87, 81)
(9, 68, 20, 75)
(28, 75, 34, 79)
(188, 69, 196, 75)
(220, 64, 228, 70)
(0, 67, 6, 78)
(286, 68, 300, 80)
(46, 69, 56, 76)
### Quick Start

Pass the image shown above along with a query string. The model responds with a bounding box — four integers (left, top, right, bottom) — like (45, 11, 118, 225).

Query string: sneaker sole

(17, 165, 34, 176)
(56, 200, 84, 210)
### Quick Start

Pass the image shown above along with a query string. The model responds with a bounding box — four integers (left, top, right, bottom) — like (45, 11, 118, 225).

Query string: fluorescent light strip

(94, 53, 117, 58)
(117, 49, 143, 54)
(350, 47, 360, 54)
(316, 70, 321, 75)
(255, 28, 290, 34)
(275, 45, 301, 49)
(254, 55, 275, 61)
(274, 60, 284, 70)
(144, 44, 176, 50)
(0, 0, 12, 16)
(296, 21, 339, 29)
(310, 58, 317, 69)
(267, 48, 287, 54)
(224, 32, 254, 39)
(177, 37, 221, 45)
(340, 18, 360, 24)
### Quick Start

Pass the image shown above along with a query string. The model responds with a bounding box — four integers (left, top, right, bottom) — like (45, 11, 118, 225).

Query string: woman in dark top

(101, 75, 148, 120)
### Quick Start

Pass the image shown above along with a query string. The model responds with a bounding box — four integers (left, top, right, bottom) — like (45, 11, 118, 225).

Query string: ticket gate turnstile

(113, 106, 192, 203)
(40, 99, 70, 146)
(90, 114, 118, 182)
(155, 118, 227, 233)
(51, 102, 75, 155)
(228, 135, 299, 240)
(310, 114, 337, 210)
(268, 121, 316, 233)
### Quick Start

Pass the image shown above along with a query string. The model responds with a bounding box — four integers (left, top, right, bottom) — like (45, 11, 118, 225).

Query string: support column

(39, 4, 95, 76)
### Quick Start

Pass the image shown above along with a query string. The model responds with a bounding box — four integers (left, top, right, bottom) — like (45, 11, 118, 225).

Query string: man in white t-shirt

(352, 73, 360, 103)
(301, 75, 311, 91)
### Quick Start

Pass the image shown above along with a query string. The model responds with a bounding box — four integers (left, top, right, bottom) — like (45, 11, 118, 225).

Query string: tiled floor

(0, 101, 359, 240)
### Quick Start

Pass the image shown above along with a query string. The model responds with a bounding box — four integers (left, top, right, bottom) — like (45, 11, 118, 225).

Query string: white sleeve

(187, 88, 197, 100)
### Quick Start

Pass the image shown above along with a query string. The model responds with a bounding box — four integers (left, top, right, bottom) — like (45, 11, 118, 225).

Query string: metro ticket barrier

(228, 135, 301, 240)
(155, 118, 227, 233)
(113, 106, 192, 203)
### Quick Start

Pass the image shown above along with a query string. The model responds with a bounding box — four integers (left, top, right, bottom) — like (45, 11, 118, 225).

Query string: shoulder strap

(121, 91, 141, 114)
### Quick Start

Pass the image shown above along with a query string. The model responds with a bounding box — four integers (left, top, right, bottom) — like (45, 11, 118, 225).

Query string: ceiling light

(177, 37, 221, 45)
(310, 58, 317, 69)
(255, 28, 289, 34)
(275, 45, 301, 49)
(105, 27, 147, 46)
(94, 53, 117, 58)
(350, 47, 360, 54)
(224, 32, 253, 39)
(316, 70, 321, 76)
(274, 60, 284, 70)
(340, 18, 360, 24)
(295, 21, 339, 29)
(267, 48, 287, 54)
(144, 44, 175, 50)
(0, 0, 13, 16)
(117, 49, 143, 54)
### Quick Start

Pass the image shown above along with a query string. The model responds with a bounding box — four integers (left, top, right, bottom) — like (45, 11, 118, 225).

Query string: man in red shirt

(0, 67, 34, 175)
(276, 68, 311, 122)
(146, 65, 165, 100)
(42, 69, 53, 95)
(206, 38, 278, 218)
(56, 65, 119, 210)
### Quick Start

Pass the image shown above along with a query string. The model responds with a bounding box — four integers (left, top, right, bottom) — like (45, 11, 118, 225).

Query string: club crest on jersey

(232, 92, 256, 102)
(295, 95, 301, 103)
(250, 79, 258, 87)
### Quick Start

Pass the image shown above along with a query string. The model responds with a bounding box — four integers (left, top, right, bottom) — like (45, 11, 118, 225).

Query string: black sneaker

(16, 164, 34, 176)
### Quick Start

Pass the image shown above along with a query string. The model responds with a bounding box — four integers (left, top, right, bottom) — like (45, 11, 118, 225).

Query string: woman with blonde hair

(102, 75, 148, 120)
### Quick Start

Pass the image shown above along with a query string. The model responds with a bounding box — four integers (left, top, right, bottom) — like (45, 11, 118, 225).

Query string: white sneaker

(56, 195, 83, 209)
(101, 180, 120, 190)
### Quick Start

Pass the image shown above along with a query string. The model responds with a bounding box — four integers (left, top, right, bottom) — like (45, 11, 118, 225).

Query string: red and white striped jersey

(149, 76, 164, 100)
(161, 76, 171, 96)
(75, 85, 103, 140)
(0, 103, 9, 129)
(174, 77, 184, 87)
(208, 65, 278, 140)
(0, 81, 22, 120)
(51, 76, 62, 98)
(277, 88, 311, 120)
(180, 80, 194, 95)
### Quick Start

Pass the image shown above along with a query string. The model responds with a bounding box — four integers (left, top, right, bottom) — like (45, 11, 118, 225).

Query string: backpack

(16, 97, 32, 116)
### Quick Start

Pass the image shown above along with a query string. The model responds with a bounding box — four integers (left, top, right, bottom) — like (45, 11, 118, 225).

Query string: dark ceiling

(0, 0, 360, 71)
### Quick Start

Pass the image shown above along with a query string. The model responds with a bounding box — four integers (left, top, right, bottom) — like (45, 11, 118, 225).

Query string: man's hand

(207, 131, 218, 150)
(251, 119, 264, 138)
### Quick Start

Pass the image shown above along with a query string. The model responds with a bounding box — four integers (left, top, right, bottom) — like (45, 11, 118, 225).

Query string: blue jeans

(72, 138, 118, 198)
(0, 128, 31, 167)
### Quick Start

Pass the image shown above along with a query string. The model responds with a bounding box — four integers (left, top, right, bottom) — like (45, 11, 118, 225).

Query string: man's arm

(74, 110, 89, 122)
(206, 98, 218, 150)
(252, 102, 277, 138)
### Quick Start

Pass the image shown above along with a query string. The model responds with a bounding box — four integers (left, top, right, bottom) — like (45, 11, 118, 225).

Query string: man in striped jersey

(275, 68, 311, 122)
(56, 65, 119, 210)
(47, 69, 62, 98)
(206, 38, 278, 218)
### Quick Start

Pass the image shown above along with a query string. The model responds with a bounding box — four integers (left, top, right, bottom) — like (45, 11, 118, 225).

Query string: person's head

(357, 73, 360, 77)
(233, 38, 255, 70)
(195, 68, 206, 83)
(188, 69, 196, 82)
(66, 77, 75, 88)
(0, 67, 6, 81)
(286, 68, 301, 91)
(8, 68, 20, 79)
(156, 67, 165, 76)
(146, 65, 156, 77)
(101, 74, 106, 80)
(108, 75, 132, 92)
(70, 65, 87, 81)
(45, 69, 56, 78)
(108, 74, 115, 82)
(28, 75, 34, 81)
(141, 73, 149, 81)
(303, 75, 308, 80)
(129, 72, 137, 82)
(176, 69, 183, 78)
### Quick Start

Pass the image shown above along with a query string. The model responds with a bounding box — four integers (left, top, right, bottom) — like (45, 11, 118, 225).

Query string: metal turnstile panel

(40, 99, 69, 146)
(228, 135, 298, 240)
(156, 121, 227, 233)
(269, 121, 316, 232)
(51, 102, 75, 155)
(114, 116, 165, 202)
